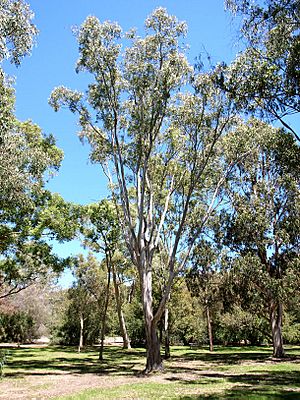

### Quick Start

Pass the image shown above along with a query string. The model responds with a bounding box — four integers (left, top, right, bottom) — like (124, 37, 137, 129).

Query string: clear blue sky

(7, 0, 240, 285)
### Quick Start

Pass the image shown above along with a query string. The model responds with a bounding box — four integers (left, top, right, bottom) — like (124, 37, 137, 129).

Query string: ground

(0, 345, 300, 399)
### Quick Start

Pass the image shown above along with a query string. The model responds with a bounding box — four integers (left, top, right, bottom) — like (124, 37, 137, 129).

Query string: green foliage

(80, 199, 121, 254)
(0, 0, 38, 65)
(57, 254, 119, 346)
(0, 311, 34, 342)
(168, 281, 207, 345)
(217, 305, 268, 345)
(124, 292, 145, 347)
(218, 122, 300, 356)
(187, 240, 222, 308)
(49, 10, 240, 370)
(0, 0, 80, 299)
(225, 0, 300, 139)
(57, 287, 101, 345)
(283, 313, 300, 344)
(222, 123, 300, 292)
(0, 97, 75, 299)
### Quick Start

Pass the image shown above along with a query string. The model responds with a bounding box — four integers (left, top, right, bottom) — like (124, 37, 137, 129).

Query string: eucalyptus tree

(225, 0, 300, 140)
(50, 8, 238, 372)
(221, 119, 300, 357)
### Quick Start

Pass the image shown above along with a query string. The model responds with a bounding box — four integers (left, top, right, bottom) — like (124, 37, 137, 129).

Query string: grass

(1, 344, 300, 399)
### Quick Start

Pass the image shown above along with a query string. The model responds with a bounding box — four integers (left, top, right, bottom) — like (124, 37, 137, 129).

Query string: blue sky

(7, 0, 240, 285)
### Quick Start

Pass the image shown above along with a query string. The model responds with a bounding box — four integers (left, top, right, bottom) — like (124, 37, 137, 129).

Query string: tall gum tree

(50, 8, 238, 372)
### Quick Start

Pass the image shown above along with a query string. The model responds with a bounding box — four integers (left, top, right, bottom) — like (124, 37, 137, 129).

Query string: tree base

(272, 351, 285, 359)
(143, 363, 164, 375)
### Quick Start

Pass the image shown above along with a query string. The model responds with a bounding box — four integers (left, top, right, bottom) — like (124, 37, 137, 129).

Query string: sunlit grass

(1, 344, 300, 399)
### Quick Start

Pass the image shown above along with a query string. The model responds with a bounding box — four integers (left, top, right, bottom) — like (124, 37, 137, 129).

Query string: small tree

(187, 240, 222, 351)
(81, 200, 132, 354)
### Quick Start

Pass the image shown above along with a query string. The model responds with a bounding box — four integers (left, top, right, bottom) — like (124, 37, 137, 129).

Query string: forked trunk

(78, 311, 84, 353)
(142, 269, 163, 373)
(270, 300, 284, 358)
(206, 305, 214, 352)
(112, 265, 131, 349)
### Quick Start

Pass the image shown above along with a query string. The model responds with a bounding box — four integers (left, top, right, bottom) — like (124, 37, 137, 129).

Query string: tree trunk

(164, 306, 170, 359)
(142, 269, 163, 373)
(99, 254, 111, 361)
(270, 300, 285, 358)
(112, 264, 131, 349)
(145, 319, 162, 373)
(78, 311, 84, 353)
(206, 305, 214, 352)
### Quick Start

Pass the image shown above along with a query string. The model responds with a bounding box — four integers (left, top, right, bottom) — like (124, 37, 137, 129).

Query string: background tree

(166, 278, 206, 347)
(221, 120, 300, 357)
(58, 254, 117, 349)
(225, 0, 300, 140)
(187, 240, 222, 351)
(80, 200, 131, 353)
(0, 0, 80, 299)
(0, 277, 59, 342)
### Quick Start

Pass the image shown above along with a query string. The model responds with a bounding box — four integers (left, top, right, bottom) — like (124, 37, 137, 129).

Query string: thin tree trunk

(112, 264, 131, 349)
(128, 280, 135, 303)
(164, 306, 170, 359)
(99, 254, 111, 361)
(270, 300, 285, 358)
(206, 305, 214, 352)
(78, 311, 84, 353)
(142, 268, 163, 373)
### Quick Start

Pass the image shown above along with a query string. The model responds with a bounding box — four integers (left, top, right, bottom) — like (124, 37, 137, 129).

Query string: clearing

(0, 345, 300, 399)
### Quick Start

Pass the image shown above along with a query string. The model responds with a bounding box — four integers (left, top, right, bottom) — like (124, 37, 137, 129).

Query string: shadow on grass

(179, 387, 300, 400)
(172, 349, 270, 364)
(169, 347, 300, 370)
(172, 369, 300, 400)
(3, 346, 146, 378)
(2, 345, 300, 400)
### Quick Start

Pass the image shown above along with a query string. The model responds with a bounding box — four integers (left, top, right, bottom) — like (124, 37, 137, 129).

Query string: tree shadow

(173, 369, 300, 399)
(4, 345, 146, 378)
(179, 389, 300, 399)
(3, 344, 300, 400)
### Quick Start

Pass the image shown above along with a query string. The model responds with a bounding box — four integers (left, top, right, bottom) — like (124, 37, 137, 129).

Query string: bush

(216, 306, 268, 345)
(0, 312, 34, 343)
(283, 314, 300, 344)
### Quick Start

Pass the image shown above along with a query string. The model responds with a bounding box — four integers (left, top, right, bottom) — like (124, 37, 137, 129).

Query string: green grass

(3, 345, 146, 377)
(1, 344, 300, 399)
